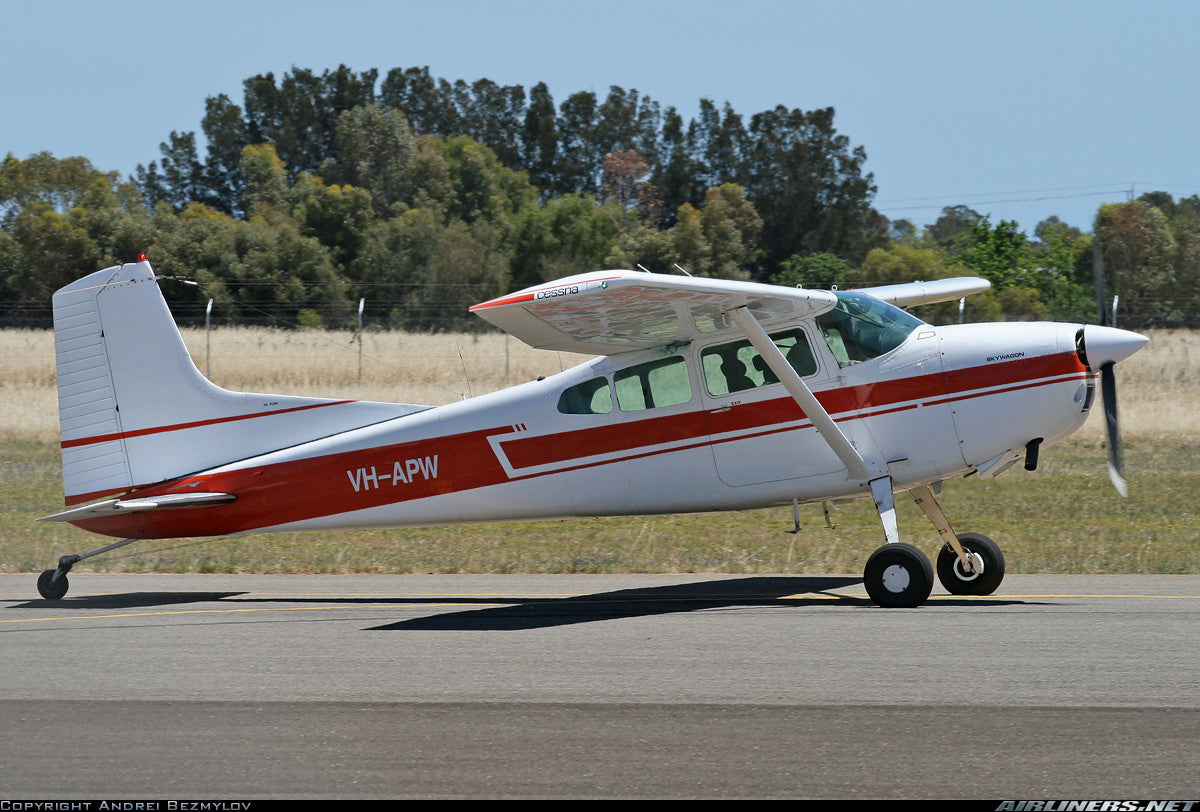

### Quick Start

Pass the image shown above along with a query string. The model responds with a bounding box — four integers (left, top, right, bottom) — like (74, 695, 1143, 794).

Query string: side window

(613, 356, 692, 412)
(772, 329, 818, 378)
(557, 377, 613, 414)
(701, 340, 759, 396)
(701, 329, 817, 396)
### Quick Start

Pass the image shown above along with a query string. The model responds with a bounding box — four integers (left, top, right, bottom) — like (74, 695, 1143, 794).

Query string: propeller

(1087, 235, 1148, 494)
(1078, 325, 1148, 497)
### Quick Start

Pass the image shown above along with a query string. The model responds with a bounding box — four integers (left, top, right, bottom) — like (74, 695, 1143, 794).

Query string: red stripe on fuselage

(500, 350, 1086, 471)
(71, 425, 513, 538)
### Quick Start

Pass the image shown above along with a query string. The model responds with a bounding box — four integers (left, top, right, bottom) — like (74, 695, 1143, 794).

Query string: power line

(875, 184, 1136, 215)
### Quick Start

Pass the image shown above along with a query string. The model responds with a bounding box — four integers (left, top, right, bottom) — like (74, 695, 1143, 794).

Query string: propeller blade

(1100, 361, 1127, 497)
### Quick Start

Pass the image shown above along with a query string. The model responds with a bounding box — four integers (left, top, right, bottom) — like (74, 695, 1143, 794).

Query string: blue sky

(4, 0, 1198, 236)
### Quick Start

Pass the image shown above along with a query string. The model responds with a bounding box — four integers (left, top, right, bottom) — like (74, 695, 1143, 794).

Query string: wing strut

(727, 306, 880, 483)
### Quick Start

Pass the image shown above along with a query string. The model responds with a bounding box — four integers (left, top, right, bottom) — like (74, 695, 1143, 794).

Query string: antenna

(672, 263, 693, 277)
(457, 344, 473, 399)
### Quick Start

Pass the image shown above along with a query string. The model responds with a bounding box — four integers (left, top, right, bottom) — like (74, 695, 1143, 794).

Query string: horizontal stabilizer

(39, 492, 236, 523)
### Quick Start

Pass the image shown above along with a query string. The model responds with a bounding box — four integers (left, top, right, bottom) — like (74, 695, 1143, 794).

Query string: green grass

(2, 437, 1197, 575)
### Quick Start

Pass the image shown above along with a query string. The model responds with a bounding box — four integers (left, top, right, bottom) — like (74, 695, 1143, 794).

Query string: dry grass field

(1, 327, 583, 443)
(1, 326, 1198, 575)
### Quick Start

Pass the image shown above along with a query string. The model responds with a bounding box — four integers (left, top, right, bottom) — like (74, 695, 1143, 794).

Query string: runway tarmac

(1, 572, 1198, 799)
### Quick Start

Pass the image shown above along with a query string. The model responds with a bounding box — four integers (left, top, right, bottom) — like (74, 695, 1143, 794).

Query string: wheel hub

(881, 563, 912, 593)
(953, 552, 986, 581)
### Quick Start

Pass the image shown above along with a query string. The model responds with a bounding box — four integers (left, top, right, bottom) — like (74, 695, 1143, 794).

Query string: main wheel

(37, 569, 69, 600)
(863, 542, 933, 608)
(936, 532, 1005, 596)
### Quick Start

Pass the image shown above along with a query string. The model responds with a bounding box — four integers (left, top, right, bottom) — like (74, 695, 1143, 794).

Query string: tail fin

(53, 260, 421, 505)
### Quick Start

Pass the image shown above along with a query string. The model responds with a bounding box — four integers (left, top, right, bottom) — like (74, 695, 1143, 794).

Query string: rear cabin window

(557, 376, 613, 414)
(701, 328, 817, 396)
(613, 356, 692, 412)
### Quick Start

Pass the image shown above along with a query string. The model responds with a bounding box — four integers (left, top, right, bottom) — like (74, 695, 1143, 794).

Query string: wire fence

(5, 301, 1200, 331)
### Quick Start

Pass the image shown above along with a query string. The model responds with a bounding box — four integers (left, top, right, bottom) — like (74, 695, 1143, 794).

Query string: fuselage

(73, 311, 1096, 541)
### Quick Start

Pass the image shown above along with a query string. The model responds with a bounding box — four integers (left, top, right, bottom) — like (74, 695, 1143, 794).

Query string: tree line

(2, 65, 1198, 330)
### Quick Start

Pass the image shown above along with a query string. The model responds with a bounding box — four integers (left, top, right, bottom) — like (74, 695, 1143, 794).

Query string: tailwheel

(936, 532, 1005, 596)
(37, 569, 70, 600)
(863, 542, 933, 608)
(33, 541, 137, 600)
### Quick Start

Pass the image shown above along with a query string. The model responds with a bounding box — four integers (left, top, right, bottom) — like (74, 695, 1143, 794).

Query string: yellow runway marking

(950, 593, 1200, 599)
(0, 602, 502, 625)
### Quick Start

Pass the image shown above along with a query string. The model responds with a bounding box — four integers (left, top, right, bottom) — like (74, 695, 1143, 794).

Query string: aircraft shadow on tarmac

(9, 577, 1031, 627)
(11, 592, 248, 609)
(368, 576, 865, 630)
(363, 577, 1031, 631)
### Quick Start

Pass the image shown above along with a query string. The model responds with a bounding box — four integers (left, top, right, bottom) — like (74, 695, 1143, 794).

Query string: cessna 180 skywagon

(36, 258, 1148, 607)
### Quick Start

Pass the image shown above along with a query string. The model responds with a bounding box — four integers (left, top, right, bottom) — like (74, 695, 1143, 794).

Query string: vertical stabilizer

(52, 260, 423, 505)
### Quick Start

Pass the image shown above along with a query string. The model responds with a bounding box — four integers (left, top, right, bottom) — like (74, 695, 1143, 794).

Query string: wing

(469, 270, 839, 354)
(855, 276, 991, 308)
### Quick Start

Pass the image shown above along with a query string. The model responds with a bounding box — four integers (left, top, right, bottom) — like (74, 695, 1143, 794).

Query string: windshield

(816, 291, 925, 367)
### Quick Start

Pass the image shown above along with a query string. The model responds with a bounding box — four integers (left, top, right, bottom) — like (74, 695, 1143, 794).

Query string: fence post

(205, 299, 213, 376)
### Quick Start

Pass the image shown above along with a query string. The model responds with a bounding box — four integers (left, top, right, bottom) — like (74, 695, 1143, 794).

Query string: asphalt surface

(1, 572, 1198, 799)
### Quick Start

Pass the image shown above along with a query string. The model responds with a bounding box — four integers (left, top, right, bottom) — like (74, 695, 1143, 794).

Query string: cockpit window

(816, 291, 924, 367)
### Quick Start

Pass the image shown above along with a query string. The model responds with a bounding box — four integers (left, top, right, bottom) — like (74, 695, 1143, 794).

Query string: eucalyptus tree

(521, 82, 560, 194)
(1095, 200, 1178, 328)
(741, 105, 882, 273)
(242, 66, 379, 179)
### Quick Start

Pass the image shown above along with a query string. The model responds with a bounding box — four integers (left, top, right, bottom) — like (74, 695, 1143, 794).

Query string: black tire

(936, 532, 1005, 596)
(37, 569, 69, 600)
(863, 543, 933, 608)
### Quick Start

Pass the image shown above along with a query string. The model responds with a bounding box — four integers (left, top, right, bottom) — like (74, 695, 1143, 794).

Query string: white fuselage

(82, 318, 1093, 540)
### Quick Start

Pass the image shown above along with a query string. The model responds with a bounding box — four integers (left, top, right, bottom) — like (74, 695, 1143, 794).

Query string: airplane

(34, 257, 1149, 607)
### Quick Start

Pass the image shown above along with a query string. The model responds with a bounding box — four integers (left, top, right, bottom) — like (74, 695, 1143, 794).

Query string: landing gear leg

(909, 484, 1005, 596)
(862, 477, 933, 608)
(36, 538, 140, 599)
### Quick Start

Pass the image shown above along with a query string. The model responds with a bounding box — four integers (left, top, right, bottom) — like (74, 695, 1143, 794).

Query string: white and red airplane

(36, 258, 1148, 607)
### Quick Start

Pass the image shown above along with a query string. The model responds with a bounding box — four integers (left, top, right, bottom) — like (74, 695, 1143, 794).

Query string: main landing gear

(860, 480, 1006, 608)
